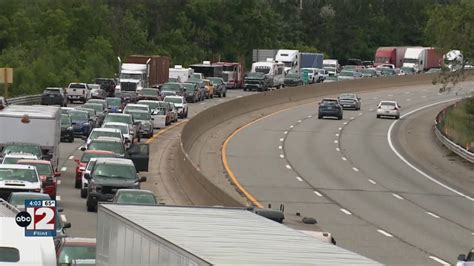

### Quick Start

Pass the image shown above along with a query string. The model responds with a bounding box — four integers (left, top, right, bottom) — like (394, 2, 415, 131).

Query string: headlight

(67, 126, 73, 130)
(90, 181, 98, 192)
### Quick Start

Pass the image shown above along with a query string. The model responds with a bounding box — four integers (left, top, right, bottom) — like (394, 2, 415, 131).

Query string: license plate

(385, 111, 390, 114)
(343, 105, 350, 107)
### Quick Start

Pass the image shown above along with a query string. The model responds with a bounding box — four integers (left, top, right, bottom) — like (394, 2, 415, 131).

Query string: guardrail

(434, 101, 474, 163)
(7, 94, 42, 105)
(177, 73, 474, 205)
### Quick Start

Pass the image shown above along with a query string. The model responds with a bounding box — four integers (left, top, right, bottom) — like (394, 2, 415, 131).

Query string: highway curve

(224, 82, 474, 265)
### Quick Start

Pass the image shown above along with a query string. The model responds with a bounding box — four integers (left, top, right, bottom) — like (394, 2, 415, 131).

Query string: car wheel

(75, 179, 81, 189)
(86, 201, 95, 212)
(395, 115, 400, 119)
(80, 188, 87, 198)
(338, 115, 343, 120)
(318, 115, 322, 119)
(376, 115, 380, 119)
(224, 91, 227, 97)
(210, 93, 214, 99)
(243, 88, 247, 91)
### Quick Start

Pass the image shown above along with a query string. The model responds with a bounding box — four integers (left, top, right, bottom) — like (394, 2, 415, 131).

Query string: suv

(103, 113, 140, 143)
(318, 98, 343, 120)
(0, 164, 42, 200)
(66, 83, 90, 103)
(208, 77, 227, 98)
(17, 160, 59, 199)
(164, 96, 188, 119)
(41, 87, 67, 107)
(0, 142, 44, 162)
(85, 158, 147, 211)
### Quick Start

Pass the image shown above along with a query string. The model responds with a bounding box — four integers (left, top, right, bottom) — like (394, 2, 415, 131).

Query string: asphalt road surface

(225, 82, 474, 265)
(56, 90, 253, 238)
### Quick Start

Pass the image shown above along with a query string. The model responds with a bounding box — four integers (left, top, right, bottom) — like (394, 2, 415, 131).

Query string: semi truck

(275, 49, 300, 73)
(213, 62, 244, 89)
(402, 47, 443, 73)
(252, 49, 278, 63)
(189, 61, 223, 78)
(323, 59, 339, 76)
(96, 204, 379, 266)
(116, 55, 170, 101)
(374, 47, 409, 68)
(0, 105, 60, 170)
(251, 60, 285, 89)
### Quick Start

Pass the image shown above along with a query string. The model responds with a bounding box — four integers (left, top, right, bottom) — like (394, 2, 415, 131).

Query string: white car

(0, 164, 42, 197)
(81, 158, 98, 198)
(137, 100, 166, 129)
(457, 248, 474, 266)
(86, 128, 124, 148)
(2, 153, 38, 164)
(376, 101, 401, 119)
(123, 103, 150, 114)
(300, 68, 319, 83)
(164, 96, 188, 119)
(101, 122, 132, 145)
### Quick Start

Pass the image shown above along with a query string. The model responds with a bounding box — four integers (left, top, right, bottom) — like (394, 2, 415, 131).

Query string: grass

(442, 98, 474, 152)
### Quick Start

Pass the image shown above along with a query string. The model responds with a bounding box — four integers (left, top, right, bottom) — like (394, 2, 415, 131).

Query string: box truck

(0, 105, 60, 170)
(169, 65, 194, 83)
(96, 204, 379, 266)
(300, 53, 324, 69)
(323, 59, 339, 76)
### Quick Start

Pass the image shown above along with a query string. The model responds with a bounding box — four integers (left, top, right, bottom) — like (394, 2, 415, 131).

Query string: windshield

(31, 164, 52, 176)
(161, 83, 181, 92)
(128, 112, 151, 121)
(0, 169, 37, 182)
(80, 153, 114, 163)
(106, 98, 121, 107)
(92, 164, 136, 179)
(208, 78, 222, 85)
(44, 89, 60, 94)
(164, 97, 183, 104)
(138, 101, 159, 110)
(58, 246, 96, 264)
(3, 145, 41, 157)
(90, 130, 121, 141)
(10, 193, 49, 206)
(375, 57, 390, 63)
(69, 111, 88, 122)
(401, 67, 415, 73)
(61, 115, 71, 125)
(88, 141, 125, 155)
(403, 58, 418, 64)
(361, 69, 376, 75)
(182, 84, 195, 91)
(339, 71, 354, 77)
(104, 115, 132, 125)
(116, 192, 156, 205)
(254, 66, 270, 74)
(340, 94, 356, 99)
(286, 74, 299, 79)
(140, 89, 157, 96)
(120, 73, 142, 80)
(323, 64, 336, 68)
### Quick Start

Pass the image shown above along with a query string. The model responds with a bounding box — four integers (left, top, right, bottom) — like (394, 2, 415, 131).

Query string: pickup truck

(66, 83, 90, 103)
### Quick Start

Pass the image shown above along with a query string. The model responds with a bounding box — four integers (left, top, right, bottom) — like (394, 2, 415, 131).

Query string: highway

(224, 82, 474, 265)
(55, 90, 252, 238)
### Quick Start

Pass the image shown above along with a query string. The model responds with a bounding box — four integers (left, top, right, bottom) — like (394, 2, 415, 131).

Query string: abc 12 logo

(15, 200, 56, 237)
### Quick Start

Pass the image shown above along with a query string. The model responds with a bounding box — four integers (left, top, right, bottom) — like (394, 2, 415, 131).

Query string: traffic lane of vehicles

(224, 86, 472, 265)
(57, 90, 252, 237)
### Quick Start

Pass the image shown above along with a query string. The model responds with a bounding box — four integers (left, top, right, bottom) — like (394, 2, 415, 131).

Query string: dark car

(338, 93, 361, 110)
(182, 82, 200, 103)
(75, 107, 99, 128)
(69, 110, 93, 137)
(85, 158, 147, 211)
(284, 73, 304, 87)
(0, 142, 45, 161)
(112, 189, 158, 205)
(60, 114, 74, 143)
(90, 88, 107, 99)
(208, 77, 227, 98)
(318, 98, 343, 120)
(82, 102, 106, 126)
(106, 97, 123, 113)
(160, 82, 184, 98)
(137, 88, 161, 101)
(95, 78, 117, 97)
(244, 72, 270, 92)
(41, 87, 67, 107)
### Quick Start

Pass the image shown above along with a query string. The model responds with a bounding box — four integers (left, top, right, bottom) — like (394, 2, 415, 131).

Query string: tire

(80, 189, 87, 198)
(376, 115, 380, 119)
(75, 179, 81, 189)
(69, 135, 74, 143)
(243, 88, 247, 91)
(86, 201, 95, 212)
(318, 115, 322, 119)
(395, 115, 400, 119)
(338, 115, 343, 120)
(210, 93, 214, 99)
(223, 92, 227, 97)
(185, 112, 188, 118)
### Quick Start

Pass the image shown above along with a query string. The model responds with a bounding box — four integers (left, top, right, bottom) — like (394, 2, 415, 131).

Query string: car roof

(5, 142, 40, 146)
(3, 153, 37, 158)
(138, 100, 159, 103)
(45, 87, 61, 90)
(17, 160, 51, 165)
(9, 192, 50, 198)
(380, 100, 398, 104)
(103, 122, 129, 127)
(84, 150, 115, 155)
(322, 98, 338, 101)
(0, 164, 37, 170)
(107, 113, 131, 117)
(62, 237, 96, 246)
(94, 136, 122, 142)
(94, 157, 134, 166)
(164, 96, 183, 100)
(116, 189, 154, 195)
(91, 128, 122, 133)
(125, 109, 149, 114)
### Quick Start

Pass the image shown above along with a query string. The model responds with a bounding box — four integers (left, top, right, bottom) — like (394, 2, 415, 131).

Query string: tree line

(0, 0, 471, 97)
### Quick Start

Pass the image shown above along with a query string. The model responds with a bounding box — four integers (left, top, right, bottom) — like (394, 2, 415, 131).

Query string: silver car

(376, 101, 401, 119)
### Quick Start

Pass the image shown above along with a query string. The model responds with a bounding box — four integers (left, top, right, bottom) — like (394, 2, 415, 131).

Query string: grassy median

(443, 98, 474, 152)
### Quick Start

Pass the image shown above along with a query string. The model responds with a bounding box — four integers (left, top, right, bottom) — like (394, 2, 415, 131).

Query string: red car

(56, 237, 96, 265)
(74, 150, 116, 188)
(17, 160, 60, 199)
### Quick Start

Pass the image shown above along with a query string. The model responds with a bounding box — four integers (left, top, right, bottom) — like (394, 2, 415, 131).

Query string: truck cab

(402, 48, 426, 73)
(275, 49, 299, 74)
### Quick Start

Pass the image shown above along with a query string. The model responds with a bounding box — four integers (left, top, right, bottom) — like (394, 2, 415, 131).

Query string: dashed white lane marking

(338, 127, 342, 131)
(368, 179, 377, 185)
(284, 131, 288, 134)
(68, 156, 74, 160)
(313, 190, 323, 197)
(296, 176, 303, 182)
(350, 117, 355, 120)
(278, 145, 282, 150)
(377, 229, 393, 237)
(280, 138, 284, 141)
(56, 196, 61, 201)
(341, 157, 347, 161)
(237, 95, 243, 98)
(60, 167, 67, 172)
(61, 214, 67, 222)
(387, 99, 474, 202)
(280, 154, 285, 158)
(428, 256, 450, 265)
(285, 164, 292, 170)
(297, 120, 302, 123)
(369, 108, 374, 112)
(335, 133, 339, 137)
(358, 113, 363, 116)
(290, 125, 294, 128)
(336, 147, 340, 152)
(392, 193, 404, 200)
(307, 115, 312, 118)
(426, 212, 440, 219)
(352, 167, 359, 172)
(343, 122, 348, 125)
(334, 140, 338, 144)
(406, 98, 412, 101)
(340, 208, 352, 215)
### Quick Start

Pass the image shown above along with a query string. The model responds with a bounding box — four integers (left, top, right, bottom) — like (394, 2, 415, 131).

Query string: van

(251, 61, 285, 89)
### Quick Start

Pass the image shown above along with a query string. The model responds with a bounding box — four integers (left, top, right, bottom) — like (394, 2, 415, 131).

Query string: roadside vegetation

(0, 0, 471, 97)
(442, 98, 474, 152)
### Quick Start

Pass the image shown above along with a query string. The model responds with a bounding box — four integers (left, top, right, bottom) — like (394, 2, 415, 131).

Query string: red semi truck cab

(214, 62, 244, 89)
(374, 47, 396, 67)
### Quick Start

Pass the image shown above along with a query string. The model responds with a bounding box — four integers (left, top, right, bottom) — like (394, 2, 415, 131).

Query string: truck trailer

(300, 52, 324, 69)
(402, 47, 442, 73)
(96, 204, 380, 266)
(374, 47, 412, 68)
(252, 49, 278, 63)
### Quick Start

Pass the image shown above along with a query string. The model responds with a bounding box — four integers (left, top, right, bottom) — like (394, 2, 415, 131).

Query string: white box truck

(169, 65, 194, 83)
(0, 105, 61, 170)
(96, 204, 380, 266)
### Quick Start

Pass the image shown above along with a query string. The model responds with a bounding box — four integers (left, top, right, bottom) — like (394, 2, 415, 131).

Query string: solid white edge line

(296, 176, 303, 182)
(68, 155, 74, 160)
(57, 180, 61, 185)
(340, 208, 352, 215)
(285, 164, 292, 170)
(352, 167, 359, 172)
(392, 193, 404, 200)
(341, 157, 347, 161)
(61, 214, 67, 222)
(368, 179, 377, 185)
(313, 190, 323, 197)
(60, 167, 67, 172)
(278, 146, 282, 150)
(336, 147, 340, 152)
(56, 196, 61, 201)
(387, 98, 474, 202)
(428, 256, 450, 265)
(377, 229, 393, 237)
(280, 154, 285, 158)
(426, 211, 440, 219)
